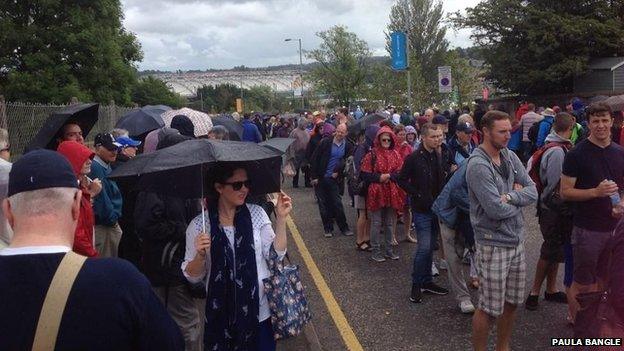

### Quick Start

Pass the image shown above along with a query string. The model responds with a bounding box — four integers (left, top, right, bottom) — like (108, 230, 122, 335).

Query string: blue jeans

(412, 211, 437, 285)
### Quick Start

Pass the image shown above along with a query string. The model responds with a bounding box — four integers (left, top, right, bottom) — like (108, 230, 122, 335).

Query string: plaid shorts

(475, 243, 526, 317)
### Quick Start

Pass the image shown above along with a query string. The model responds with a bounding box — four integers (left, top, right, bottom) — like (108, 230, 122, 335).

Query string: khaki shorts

(475, 243, 526, 317)
(354, 195, 367, 210)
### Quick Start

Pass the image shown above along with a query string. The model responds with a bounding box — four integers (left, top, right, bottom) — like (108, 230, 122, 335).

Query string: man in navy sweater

(0, 149, 183, 350)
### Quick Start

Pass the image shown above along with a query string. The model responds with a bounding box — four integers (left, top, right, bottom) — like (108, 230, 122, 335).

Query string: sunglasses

(380, 138, 392, 142)
(223, 180, 251, 191)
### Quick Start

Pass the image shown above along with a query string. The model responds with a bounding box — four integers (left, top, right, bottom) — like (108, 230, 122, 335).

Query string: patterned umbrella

(161, 108, 213, 137)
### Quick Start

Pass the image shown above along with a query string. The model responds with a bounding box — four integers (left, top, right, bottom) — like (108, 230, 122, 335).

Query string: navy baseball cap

(94, 133, 122, 151)
(432, 115, 449, 125)
(456, 122, 475, 133)
(8, 149, 78, 197)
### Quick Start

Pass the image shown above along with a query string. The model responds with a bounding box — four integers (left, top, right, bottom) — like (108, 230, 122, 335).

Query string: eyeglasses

(223, 180, 251, 191)
(380, 138, 392, 142)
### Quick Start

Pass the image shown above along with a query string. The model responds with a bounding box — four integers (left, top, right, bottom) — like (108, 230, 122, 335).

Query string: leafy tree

(451, 0, 624, 95)
(306, 26, 371, 106)
(131, 76, 185, 108)
(365, 56, 428, 110)
(386, 0, 449, 101)
(0, 0, 143, 104)
(443, 49, 483, 107)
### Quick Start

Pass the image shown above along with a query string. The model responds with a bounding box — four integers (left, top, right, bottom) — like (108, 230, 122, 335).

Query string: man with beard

(467, 111, 537, 351)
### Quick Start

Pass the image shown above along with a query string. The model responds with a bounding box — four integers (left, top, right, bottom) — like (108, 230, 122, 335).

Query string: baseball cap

(9, 149, 78, 197)
(116, 136, 141, 148)
(94, 133, 122, 151)
(432, 115, 449, 125)
(456, 122, 475, 133)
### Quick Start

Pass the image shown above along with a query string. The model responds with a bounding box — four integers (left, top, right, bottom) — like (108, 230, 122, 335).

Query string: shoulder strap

(32, 251, 87, 351)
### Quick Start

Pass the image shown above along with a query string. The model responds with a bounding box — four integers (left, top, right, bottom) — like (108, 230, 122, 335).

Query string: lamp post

(285, 38, 305, 109)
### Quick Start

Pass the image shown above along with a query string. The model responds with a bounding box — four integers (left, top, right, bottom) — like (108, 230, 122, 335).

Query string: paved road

(278, 183, 572, 351)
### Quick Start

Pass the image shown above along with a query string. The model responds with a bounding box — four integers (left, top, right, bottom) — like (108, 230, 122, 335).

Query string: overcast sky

(121, 0, 481, 71)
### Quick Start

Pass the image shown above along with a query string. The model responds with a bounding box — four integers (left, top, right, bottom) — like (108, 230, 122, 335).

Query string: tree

(386, 0, 449, 102)
(451, 0, 624, 95)
(306, 26, 371, 106)
(0, 0, 143, 104)
(365, 56, 428, 110)
(131, 76, 185, 108)
(443, 49, 483, 107)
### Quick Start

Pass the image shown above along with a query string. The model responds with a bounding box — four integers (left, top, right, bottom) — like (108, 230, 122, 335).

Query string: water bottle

(611, 192, 621, 206)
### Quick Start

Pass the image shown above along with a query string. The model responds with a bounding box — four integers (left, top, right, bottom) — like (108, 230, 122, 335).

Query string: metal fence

(0, 98, 133, 157)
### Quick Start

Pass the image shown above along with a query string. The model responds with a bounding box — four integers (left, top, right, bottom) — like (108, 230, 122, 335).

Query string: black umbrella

(259, 138, 295, 154)
(109, 139, 282, 198)
(605, 95, 624, 112)
(348, 112, 386, 137)
(212, 116, 244, 141)
(115, 105, 170, 137)
(26, 103, 99, 151)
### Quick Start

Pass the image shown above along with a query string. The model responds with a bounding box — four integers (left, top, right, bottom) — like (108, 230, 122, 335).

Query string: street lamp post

(285, 38, 305, 109)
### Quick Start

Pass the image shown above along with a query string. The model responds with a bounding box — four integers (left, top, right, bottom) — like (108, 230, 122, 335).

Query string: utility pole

(285, 38, 305, 109)
(404, 0, 412, 113)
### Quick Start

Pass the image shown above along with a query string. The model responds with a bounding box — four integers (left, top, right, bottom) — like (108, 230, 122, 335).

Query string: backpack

(346, 151, 376, 196)
(527, 120, 541, 146)
(527, 142, 569, 195)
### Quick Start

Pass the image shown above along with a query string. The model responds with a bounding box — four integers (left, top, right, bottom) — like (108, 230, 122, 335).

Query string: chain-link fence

(0, 99, 133, 157)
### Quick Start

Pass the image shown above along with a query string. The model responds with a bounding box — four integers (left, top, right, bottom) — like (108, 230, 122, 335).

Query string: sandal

(357, 242, 372, 252)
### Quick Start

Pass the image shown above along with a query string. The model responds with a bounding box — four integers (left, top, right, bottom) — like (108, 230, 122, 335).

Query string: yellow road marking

(286, 216, 364, 351)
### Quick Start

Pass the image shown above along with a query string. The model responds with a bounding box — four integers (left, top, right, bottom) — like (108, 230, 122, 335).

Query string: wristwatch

(505, 193, 512, 202)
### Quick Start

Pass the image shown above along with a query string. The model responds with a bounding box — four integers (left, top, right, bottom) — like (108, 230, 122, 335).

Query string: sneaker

(439, 259, 448, 270)
(459, 300, 476, 314)
(432, 263, 440, 277)
(342, 229, 354, 237)
(545, 291, 567, 303)
(421, 282, 449, 295)
(384, 252, 399, 260)
(324, 231, 334, 238)
(525, 294, 539, 311)
(371, 253, 386, 262)
(410, 284, 422, 303)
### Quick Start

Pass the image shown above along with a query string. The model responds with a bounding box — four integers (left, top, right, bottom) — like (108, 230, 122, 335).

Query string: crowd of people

(0, 98, 623, 350)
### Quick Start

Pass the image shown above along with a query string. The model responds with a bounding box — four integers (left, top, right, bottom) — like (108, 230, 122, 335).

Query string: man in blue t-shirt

(0, 150, 183, 350)
(561, 102, 624, 323)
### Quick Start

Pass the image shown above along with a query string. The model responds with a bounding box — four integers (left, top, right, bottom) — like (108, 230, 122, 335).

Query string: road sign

(438, 66, 452, 93)
(390, 32, 408, 71)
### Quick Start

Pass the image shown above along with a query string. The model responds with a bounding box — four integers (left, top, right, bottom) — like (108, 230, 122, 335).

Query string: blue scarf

(204, 203, 260, 351)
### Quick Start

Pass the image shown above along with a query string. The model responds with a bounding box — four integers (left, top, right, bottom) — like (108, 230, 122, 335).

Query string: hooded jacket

(171, 115, 195, 138)
(57, 141, 98, 257)
(432, 161, 470, 228)
(359, 126, 405, 212)
(466, 147, 537, 247)
(242, 118, 262, 143)
(538, 132, 572, 206)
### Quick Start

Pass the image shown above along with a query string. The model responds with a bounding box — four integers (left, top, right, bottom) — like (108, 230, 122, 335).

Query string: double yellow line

(286, 216, 364, 351)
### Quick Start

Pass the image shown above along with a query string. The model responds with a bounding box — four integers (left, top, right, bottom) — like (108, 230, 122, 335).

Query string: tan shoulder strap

(32, 251, 87, 351)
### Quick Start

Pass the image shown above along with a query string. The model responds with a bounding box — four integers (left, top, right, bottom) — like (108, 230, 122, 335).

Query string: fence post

(109, 100, 116, 131)
(0, 95, 6, 129)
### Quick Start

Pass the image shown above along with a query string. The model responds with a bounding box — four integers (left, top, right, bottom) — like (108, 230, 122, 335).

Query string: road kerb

(286, 216, 364, 351)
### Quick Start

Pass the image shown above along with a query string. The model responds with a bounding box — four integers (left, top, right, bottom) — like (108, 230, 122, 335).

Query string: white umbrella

(161, 108, 213, 137)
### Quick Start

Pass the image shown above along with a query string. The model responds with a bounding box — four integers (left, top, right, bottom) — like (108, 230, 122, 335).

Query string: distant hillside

(140, 56, 391, 75)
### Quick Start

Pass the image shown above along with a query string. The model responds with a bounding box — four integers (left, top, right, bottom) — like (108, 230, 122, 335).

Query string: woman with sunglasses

(182, 163, 292, 351)
(359, 126, 406, 262)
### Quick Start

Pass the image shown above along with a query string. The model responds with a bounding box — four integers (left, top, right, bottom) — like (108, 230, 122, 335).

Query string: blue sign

(390, 31, 407, 71)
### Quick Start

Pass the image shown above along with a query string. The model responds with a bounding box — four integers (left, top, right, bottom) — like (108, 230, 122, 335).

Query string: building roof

(588, 57, 624, 71)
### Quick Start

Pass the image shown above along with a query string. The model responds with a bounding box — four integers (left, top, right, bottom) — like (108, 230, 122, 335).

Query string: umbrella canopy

(589, 95, 609, 104)
(115, 105, 170, 137)
(161, 108, 213, 137)
(109, 139, 282, 198)
(212, 116, 244, 141)
(26, 103, 99, 151)
(259, 138, 295, 154)
(605, 95, 624, 112)
(348, 112, 386, 137)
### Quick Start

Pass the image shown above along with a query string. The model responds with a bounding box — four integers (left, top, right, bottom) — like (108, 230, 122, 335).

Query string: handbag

(283, 161, 296, 177)
(262, 246, 312, 340)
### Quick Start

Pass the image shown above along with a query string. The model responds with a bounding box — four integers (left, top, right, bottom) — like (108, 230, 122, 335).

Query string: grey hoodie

(539, 132, 571, 207)
(466, 147, 538, 247)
